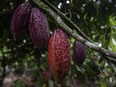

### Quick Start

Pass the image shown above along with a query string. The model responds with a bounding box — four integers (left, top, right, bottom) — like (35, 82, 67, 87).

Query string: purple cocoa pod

(73, 40, 86, 66)
(29, 7, 49, 49)
(10, 2, 32, 41)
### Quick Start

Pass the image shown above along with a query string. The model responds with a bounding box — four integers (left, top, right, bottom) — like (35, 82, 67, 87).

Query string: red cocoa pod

(29, 7, 49, 49)
(43, 70, 53, 81)
(10, 2, 32, 41)
(73, 40, 86, 66)
(43, 70, 49, 82)
(48, 29, 71, 84)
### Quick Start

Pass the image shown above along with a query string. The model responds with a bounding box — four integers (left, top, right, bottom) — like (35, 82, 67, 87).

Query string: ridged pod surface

(10, 2, 32, 41)
(73, 40, 86, 66)
(48, 29, 71, 84)
(29, 7, 49, 49)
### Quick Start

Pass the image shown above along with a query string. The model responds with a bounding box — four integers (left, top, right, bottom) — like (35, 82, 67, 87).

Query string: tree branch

(40, 0, 91, 41)
(32, 0, 116, 62)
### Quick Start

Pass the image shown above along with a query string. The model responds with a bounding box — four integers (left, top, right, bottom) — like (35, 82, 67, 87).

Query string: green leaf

(100, 80, 107, 87)
(11, 80, 25, 87)
(48, 80, 54, 87)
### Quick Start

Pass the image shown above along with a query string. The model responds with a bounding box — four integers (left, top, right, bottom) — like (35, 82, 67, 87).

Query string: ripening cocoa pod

(29, 7, 49, 49)
(48, 29, 71, 84)
(10, 2, 32, 41)
(73, 40, 86, 66)
(43, 70, 49, 82)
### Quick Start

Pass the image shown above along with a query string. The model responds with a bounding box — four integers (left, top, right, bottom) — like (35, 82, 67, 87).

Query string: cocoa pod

(10, 2, 32, 41)
(43, 70, 49, 82)
(48, 29, 71, 84)
(73, 40, 86, 66)
(43, 70, 53, 81)
(29, 7, 49, 49)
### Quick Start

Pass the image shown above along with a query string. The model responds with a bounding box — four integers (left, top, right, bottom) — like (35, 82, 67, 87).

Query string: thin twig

(40, 0, 91, 41)
(93, 51, 116, 86)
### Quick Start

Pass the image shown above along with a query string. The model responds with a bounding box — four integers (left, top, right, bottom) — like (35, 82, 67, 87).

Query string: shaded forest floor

(2, 72, 100, 87)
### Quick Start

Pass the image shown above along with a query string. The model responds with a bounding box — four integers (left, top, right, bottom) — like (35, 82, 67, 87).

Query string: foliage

(0, 0, 116, 87)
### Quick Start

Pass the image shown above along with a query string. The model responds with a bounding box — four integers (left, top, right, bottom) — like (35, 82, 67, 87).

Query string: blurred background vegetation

(0, 0, 116, 87)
